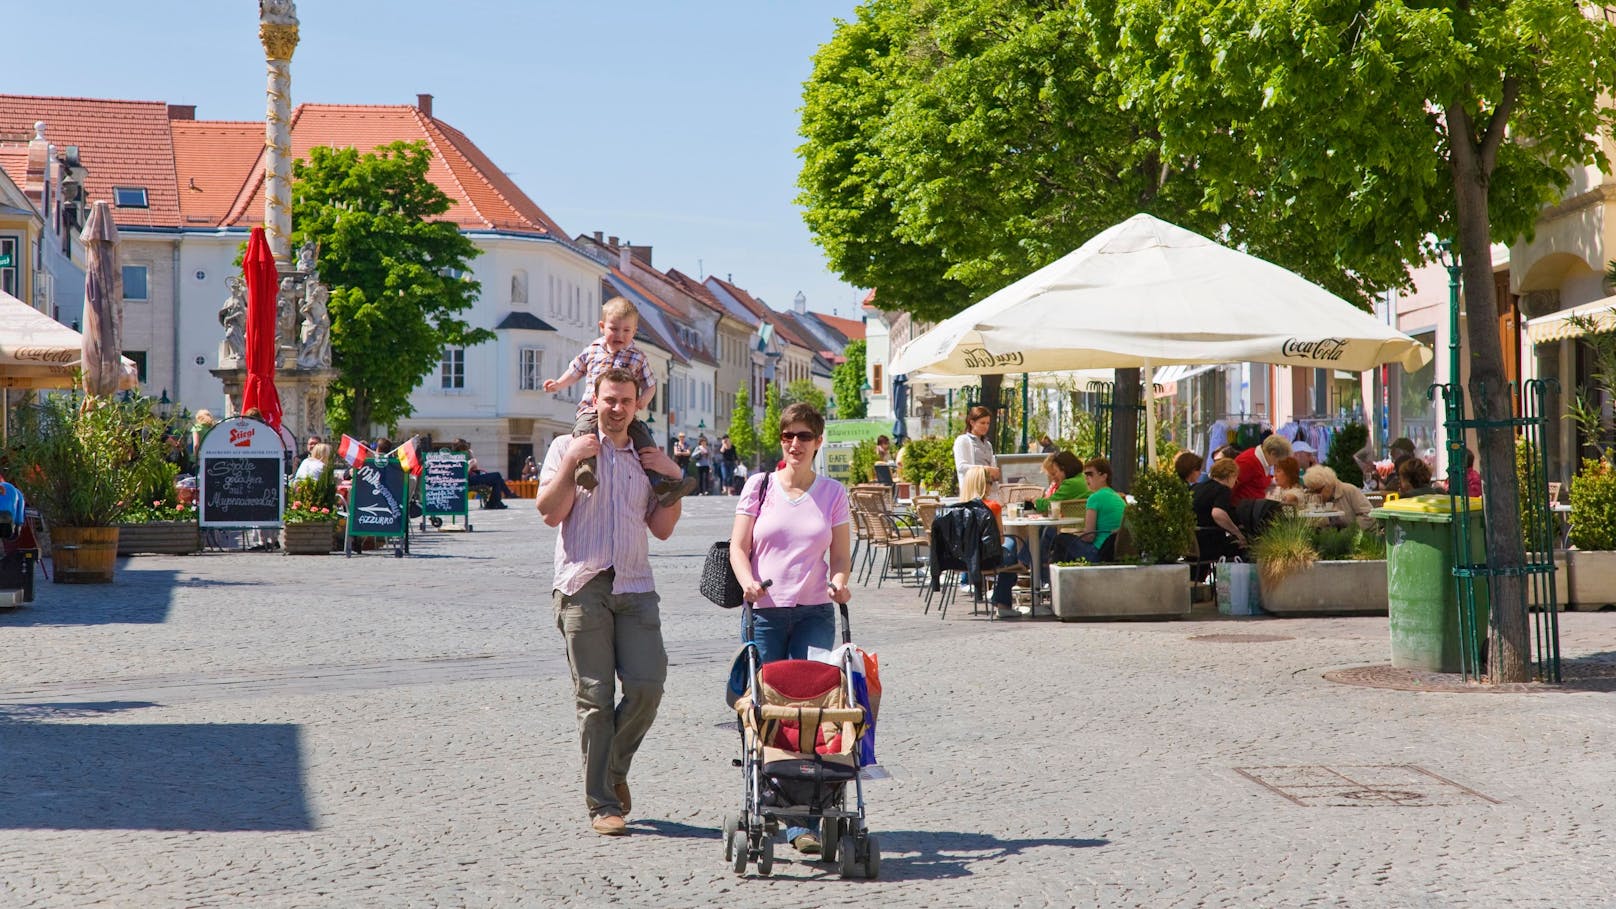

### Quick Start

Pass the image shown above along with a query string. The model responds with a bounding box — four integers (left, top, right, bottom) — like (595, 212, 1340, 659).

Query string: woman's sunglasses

(780, 431, 818, 443)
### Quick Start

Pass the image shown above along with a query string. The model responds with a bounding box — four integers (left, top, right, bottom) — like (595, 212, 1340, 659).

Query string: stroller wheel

(730, 830, 748, 875)
(863, 834, 881, 880)
(838, 839, 860, 879)
(819, 817, 841, 864)
(721, 814, 739, 861)
(430, 516, 443, 528)
(757, 836, 775, 876)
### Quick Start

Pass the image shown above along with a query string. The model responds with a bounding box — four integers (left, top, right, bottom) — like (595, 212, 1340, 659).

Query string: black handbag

(700, 473, 770, 608)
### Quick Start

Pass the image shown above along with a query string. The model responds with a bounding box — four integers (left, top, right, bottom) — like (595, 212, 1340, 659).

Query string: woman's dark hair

(1173, 450, 1204, 481)
(1044, 450, 1083, 480)
(876, 435, 889, 446)
(1400, 457, 1432, 490)
(1214, 445, 1239, 461)
(1085, 456, 1112, 483)
(1463, 447, 1475, 469)
(965, 405, 992, 424)
(780, 402, 825, 437)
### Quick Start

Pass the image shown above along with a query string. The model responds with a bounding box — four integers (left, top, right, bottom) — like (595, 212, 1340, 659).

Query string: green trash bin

(1370, 495, 1490, 673)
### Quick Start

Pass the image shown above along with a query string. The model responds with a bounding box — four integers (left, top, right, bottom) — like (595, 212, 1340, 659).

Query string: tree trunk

(980, 373, 1004, 451)
(1448, 105, 1531, 683)
(1110, 368, 1141, 491)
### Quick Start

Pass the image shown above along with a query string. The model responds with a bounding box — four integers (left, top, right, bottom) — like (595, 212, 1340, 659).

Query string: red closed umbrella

(240, 227, 283, 429)
(80, 200, 123, 397)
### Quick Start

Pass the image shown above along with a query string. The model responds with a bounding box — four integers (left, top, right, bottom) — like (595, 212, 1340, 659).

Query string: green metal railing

(1431, 377, 1560, 683)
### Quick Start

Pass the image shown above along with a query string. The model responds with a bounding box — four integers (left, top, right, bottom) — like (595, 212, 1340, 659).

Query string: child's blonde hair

(601, 296, 639, 323)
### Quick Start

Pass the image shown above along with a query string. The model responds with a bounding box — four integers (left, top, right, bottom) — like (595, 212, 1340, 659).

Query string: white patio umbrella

(889, 213, 1432, 465)
(0, 289, 138, 438)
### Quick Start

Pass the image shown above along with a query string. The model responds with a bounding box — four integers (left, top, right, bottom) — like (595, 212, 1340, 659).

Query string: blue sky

(6, 0, 867, 318)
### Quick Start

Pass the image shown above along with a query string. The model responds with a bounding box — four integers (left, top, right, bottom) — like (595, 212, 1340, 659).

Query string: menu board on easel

(420, 452, 470, 526)
(198, 417, 286, 528)
(346, 456, 409, 549)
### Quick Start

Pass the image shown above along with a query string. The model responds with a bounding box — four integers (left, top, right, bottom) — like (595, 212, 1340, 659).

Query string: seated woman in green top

(1031, 451, 1088, 515)
(1054, 456, 1126, 562)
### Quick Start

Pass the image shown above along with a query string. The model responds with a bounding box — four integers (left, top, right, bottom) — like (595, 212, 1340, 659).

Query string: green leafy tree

(832, 340, 868, 419)
(783, 379, 828, 415)
(291, 141, 492, 436)
(729, 386, 757, 464)
(1122, 0, 1616, 682)
(761, 383, 783, 467)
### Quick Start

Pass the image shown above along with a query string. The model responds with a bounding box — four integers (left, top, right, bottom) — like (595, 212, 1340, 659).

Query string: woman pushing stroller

(728, 402, 853, 856)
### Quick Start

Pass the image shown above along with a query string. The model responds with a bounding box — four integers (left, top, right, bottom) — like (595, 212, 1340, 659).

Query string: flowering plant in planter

(285, 470, 339, 525)
(120, 498, 198, 524)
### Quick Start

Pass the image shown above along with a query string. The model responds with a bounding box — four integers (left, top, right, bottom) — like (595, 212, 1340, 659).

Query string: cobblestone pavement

(2, 494, 1615, 907)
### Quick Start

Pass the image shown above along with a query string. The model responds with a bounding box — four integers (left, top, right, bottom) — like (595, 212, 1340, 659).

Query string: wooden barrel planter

(115, 521, 201, 555)
(52, 526, 120, 583)
(281, 522, 336, 555)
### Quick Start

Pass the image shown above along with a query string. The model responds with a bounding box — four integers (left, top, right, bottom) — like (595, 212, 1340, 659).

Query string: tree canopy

(292, 141, 491, 435)
(729, 386, 757, 464)
(798, 0, 1423, 322)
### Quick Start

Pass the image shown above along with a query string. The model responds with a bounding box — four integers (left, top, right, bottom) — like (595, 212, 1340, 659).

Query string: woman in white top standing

(953, 405, 1001, 491)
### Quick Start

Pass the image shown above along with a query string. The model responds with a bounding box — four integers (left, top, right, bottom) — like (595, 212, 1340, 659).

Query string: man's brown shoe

(613, 782, 632, 816)
(591, 814, 627, 836)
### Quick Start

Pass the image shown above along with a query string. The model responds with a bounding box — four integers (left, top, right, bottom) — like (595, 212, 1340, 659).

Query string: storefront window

(1395, 331, 1438, 453)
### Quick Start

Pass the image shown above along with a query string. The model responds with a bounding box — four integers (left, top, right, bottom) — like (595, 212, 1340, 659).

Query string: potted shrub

(281, 469, 340, 555)
(1252, 513, 1389, 615)
(1566, 458, 1616, 609)
(898, 437, 958, 497)
(115, 462, 200, 555)
(2, 393, 169, 582)
(1049, 466, 1193, 621)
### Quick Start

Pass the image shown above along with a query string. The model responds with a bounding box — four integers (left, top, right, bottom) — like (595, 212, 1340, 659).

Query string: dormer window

(113, 187, 149, 208)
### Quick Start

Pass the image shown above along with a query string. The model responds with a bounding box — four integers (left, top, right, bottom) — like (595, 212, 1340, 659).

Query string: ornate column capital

(260, 22, 300, 61)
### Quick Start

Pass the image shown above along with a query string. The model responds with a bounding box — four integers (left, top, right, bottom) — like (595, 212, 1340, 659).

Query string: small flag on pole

(395, 436, 422, 476)
(337, 434, 370, 468)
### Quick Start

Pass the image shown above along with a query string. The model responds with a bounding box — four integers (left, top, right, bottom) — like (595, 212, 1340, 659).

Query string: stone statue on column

(259, 0, 300, 264)
(219, 276, 247, 365)
(297, 280, 332, 369)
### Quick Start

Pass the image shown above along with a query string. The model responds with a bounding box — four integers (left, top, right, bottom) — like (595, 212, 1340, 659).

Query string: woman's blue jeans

(747, 603, 835, 844)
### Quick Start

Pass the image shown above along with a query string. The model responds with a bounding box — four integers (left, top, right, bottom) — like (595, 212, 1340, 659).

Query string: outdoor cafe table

(999, 514, 1085, 614)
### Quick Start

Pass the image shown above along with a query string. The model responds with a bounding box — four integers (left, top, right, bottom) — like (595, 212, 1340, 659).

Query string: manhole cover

(1235, 764, 1499, 807)
(1189, 633, 1294, 643)
(1324, 662, 1616, 693)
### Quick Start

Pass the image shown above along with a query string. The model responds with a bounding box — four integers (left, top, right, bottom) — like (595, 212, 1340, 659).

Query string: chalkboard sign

(420, 452, 470, 520)
(347, 457, 408, 538)
(198, 417, 286, 528)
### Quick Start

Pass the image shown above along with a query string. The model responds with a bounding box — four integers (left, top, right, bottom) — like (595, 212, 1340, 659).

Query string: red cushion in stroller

(759, 660, 846, 755)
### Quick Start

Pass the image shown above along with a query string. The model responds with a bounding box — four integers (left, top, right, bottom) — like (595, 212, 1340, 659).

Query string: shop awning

(1525, 295, 1616, 344)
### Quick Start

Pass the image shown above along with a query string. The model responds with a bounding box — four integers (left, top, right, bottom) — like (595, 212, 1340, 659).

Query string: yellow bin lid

(1372, 494, 1484, 518)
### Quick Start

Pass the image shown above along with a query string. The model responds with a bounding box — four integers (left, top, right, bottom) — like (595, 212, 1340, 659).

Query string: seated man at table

(1231, 435, 1292, 504)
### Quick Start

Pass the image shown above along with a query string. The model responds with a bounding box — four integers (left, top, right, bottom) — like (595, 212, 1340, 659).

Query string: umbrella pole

(1144, 362, 1157, 470)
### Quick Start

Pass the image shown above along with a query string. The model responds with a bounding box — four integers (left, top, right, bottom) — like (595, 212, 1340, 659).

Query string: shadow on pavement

(633, 818, 717, 839)
(0, 706, 314, 831)
(1, 566, 185, 626)
(867, 829, 1110, 881)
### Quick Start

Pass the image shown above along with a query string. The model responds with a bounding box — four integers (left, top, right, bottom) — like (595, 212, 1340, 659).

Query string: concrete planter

(1565, 549, 1616, 610)
(1259, 559, 1388, 616)
(115, 521, 200, 555)
(1050, 563, 1191, 621)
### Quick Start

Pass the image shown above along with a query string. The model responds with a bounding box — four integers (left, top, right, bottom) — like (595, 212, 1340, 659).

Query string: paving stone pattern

(2, 496, 1615, 907)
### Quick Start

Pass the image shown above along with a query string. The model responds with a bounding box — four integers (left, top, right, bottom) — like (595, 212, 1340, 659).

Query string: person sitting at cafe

(1063, 457, 1126, 562)
(1398, 457, 1440, 497)
(1290, 440, 1319, 476)
(1193, 458, 1247, 579)
(454, 438, 513, 510)
(1232, 435, 1293, 504)
(1031, 450, 1088, 515)
(1174, 450, 1204, 486)
(294, 442, 332, 483)
(1266, 456, 1305, 508)
(1301, 465, 1375, 530)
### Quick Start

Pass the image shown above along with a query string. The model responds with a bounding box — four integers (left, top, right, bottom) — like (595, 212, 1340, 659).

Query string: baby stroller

(723, 602, 879, 879)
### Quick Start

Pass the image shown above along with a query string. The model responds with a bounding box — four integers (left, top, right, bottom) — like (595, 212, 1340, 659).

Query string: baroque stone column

(259, 0, 299, 265)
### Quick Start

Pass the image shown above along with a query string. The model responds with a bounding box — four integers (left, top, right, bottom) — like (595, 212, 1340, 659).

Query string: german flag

(394, 436, 422, 477)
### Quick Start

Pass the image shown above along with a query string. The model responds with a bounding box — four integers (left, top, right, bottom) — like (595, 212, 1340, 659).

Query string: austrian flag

(337, 434, 370, 468)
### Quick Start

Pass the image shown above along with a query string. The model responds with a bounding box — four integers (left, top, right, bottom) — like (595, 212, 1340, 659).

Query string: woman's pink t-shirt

(736, 471, 851, 609)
